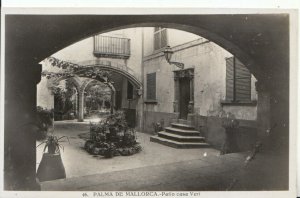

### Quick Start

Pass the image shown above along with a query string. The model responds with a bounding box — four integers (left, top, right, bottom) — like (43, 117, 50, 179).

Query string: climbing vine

(41, 57, 112, 83)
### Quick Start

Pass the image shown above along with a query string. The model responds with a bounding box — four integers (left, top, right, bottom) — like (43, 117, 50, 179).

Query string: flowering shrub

(84, 111, 142, 158)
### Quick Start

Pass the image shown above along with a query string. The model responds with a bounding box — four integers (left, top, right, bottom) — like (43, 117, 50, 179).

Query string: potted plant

(220, 111, 239, 154)
(36, 134, 69, 182)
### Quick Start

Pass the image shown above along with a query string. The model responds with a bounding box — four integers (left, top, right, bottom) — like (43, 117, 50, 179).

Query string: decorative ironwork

(169, 61, 184, 69)
(163, 45, 184, 69)
(93, 35, 130, 59)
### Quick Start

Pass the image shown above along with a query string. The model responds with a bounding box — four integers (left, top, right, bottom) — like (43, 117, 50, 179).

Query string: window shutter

(154, 28, 167, 51)
(226, 57, 251, 102)
(235, 58, 251, 101)
(147, 73, 156, 100)
(226, 57, 234, 101)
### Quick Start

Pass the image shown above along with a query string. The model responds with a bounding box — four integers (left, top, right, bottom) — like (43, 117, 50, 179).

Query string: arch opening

(4, 14, 290, 191)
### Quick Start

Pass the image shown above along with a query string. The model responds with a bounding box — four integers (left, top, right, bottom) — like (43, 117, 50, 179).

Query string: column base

(4, 176, 41, 191)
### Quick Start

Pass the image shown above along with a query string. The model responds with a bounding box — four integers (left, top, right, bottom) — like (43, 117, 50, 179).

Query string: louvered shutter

(147, 73, 156, 100)
(235, 58, 251, 101)
(154, 28, 168, 50)
(226, 57, 234, 101)
(226, 57, 251, 102)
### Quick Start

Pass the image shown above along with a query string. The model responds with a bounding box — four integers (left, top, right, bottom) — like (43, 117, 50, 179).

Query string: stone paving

(37, 121, 288, 191)
(36, 121, 219, 179)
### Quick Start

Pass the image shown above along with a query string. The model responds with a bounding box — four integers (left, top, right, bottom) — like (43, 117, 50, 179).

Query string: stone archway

(4, 14, 291, 190)
(78, 79, 116, 121)
(42, 58, 143, 122)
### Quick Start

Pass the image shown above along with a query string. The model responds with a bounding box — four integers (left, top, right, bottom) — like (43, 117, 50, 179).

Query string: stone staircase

(150, 119, 209, 148)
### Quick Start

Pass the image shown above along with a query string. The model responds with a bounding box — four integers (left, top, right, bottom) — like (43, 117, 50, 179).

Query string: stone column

(109, 83, 116, 114)
(269, 74, 289, 154)
(256, 81, 271, 142)
(256, 76, 289, 155)
(102, 99, 105, 109)
(75, 90, 78, 118)
(5, 61, 42, 190)
(110, 91, 115, 114)
(77, 90, 85, 122)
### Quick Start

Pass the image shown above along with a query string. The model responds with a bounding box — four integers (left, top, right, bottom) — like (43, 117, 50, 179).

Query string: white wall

(143, 28, 201, 56)
(37, 28, 144, 111)
(37, 27, 258, 121)
(143, 28, 258, 120)
(50, 28, 143, 81)
(37, 60, 65, 109)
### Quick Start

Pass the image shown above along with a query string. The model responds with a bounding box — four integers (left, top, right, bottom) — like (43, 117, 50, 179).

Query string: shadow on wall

(197, 115, 258, 152)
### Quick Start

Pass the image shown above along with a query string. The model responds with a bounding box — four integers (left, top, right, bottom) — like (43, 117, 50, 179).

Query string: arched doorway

(83, 80, 112, 120)
(40, 58, 143, 123)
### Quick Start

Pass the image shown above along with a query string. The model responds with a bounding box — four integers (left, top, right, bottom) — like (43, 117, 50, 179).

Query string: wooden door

(179, 78, 190, 119)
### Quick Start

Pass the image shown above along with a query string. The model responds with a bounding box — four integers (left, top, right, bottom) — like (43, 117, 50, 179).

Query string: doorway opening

(174, 68, 194, 120)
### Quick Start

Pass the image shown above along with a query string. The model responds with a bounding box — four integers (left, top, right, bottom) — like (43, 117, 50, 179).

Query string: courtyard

(36, 121, 287, 191)
(36, 120, 219, 180)
(2, 13, 293, 196)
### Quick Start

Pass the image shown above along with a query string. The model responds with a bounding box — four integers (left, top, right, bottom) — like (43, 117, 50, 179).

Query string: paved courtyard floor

(37, 121, 288, 191)
(36, 120, 220, 179)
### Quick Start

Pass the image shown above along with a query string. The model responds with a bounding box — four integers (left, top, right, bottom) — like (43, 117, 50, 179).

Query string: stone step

(158, 131, 205, 143)
(171, 123, 195, 130)
(165, 127, 200, 136)
(178, 119, 191, 125)
(150, 136, 209, 149)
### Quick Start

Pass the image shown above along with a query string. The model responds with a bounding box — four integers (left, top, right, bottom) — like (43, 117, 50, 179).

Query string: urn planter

(37, 153, 66, 182)
(36, 134, 69, 182)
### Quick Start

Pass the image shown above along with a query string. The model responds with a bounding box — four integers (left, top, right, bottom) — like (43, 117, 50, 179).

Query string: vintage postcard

(0, 2, 298, 198)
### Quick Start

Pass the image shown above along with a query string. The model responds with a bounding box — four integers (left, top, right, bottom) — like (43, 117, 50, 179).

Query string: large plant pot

(37, 153, 66, 182)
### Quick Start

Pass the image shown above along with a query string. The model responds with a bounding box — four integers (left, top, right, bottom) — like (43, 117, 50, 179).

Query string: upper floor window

(226, 57, 251, 102)
(146, 72, 156, 100)
(93, 35, 130, 59)
(154, 27, 168, 51)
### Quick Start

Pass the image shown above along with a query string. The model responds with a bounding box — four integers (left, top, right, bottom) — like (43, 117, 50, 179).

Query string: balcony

(93, 35, 130, 59)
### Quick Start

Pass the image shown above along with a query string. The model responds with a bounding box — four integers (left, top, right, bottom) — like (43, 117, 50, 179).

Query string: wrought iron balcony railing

(93, 35, 130, 59)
